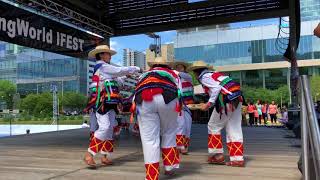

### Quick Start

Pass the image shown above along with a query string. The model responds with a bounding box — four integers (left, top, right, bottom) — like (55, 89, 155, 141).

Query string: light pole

(146, 33, 161, 57)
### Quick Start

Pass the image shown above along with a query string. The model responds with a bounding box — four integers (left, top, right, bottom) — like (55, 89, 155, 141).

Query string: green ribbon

(95, 86, 100, 108)
(105, 86, 111, 101)
(219, 94, 224, 107)
(104, 81, 118, 87)
(177, 89, 182, 99)
(181, 91, 194, 97)
(91, 87, 96, 92)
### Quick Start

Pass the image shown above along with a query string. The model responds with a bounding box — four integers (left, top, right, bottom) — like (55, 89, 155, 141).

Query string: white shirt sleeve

(115, 76, 126, 86)
(200, 73, 222, 104)
(179, 72, 193, 83)
(100, 64, 140, 77)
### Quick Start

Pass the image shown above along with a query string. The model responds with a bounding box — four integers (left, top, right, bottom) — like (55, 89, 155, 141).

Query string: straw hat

(170, 61, 191, 69)
(187, 60, 213, 72)
(88, 45, 116, 59)
(147, 56, 170, 67)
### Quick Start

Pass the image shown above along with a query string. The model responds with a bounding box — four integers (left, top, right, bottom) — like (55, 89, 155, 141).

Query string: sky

(110, 31, 177, 65)
(109, 18, 279, 66)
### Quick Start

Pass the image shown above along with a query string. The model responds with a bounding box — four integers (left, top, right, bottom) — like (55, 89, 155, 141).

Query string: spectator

(254, 108, 259, 125)
(241, 104, 248, 126)
(278, 106, 288, 124)
(247, 101, 256, 126)
(256, 100, 263, 125)
(262, 101, 268, 125)
(268, 101, 278, 125)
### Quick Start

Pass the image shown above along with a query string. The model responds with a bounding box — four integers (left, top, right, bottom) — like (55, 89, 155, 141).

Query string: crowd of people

(243, 100, 288, 126)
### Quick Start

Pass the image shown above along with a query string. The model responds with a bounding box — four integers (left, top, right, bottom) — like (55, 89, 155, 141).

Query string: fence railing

(300, 75, 320, 180)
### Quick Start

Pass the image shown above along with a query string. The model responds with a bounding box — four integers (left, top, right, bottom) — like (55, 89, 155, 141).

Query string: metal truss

(11, 0, 113, 37)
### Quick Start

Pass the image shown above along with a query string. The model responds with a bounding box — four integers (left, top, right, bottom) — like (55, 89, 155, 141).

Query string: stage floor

(0, 125, 301, 180)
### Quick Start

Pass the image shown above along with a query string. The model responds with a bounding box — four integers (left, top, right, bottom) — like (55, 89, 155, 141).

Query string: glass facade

(0, 41, 88, 96)
(301, 0, 320, 21)
(175, 35, 320, 66)
(225, 67, 320, 90)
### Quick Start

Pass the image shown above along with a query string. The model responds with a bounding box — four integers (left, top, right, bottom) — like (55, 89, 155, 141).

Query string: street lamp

(146, 32, 161, 57)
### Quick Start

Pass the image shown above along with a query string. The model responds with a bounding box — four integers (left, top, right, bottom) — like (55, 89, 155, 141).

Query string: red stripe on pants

(162, 147, 180, 166)
(145, 162, 160, 180)
(227, 142, 244, 157)
(101, 140, 114, 153)
(88, 136, 103, 154)
(208, 134, 223, 149)
(176, 135, 184, 146)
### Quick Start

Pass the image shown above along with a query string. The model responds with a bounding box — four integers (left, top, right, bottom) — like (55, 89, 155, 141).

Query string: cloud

(110, 40, 119, 51)
(164, 41, 174, 44)
(110, 40, 123, 66)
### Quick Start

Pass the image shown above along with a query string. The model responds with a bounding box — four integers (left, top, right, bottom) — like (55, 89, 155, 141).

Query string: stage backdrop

(0, 1, 107, 58)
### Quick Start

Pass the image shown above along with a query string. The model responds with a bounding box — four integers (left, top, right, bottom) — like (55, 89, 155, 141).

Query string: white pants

(176, 108, 192, 149)
(184, 108, 192, 139)
(88, 110, 115, 158)
(137, 94, 180, 171)
(208, 103, 244, 161)
(95, 110, 115, 141)
(89, 111, 98, 132)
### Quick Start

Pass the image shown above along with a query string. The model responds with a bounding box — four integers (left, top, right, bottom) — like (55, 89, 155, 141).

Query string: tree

(61, 92, 87, 112)
(242, 85, 289, 106)
(310, 76, 320, 102)
(20, 94, 39, 114)
(20, 93, 53, 117)
(0, 80, 16, 109)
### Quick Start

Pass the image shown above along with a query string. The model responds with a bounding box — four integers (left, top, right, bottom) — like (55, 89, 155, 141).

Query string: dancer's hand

(200, 102, 212, 111)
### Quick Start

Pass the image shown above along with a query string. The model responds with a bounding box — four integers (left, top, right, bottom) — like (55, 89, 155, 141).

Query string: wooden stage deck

(0, 125, 301, 180)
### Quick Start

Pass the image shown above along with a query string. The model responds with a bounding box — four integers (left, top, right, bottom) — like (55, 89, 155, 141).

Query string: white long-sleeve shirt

(198, 71, 230, 104)
(178, 72, 193, 83)
(95, 60, 140, 83)
(173, 71, 193, 94)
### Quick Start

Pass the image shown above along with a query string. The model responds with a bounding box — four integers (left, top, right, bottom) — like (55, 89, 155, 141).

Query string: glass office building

(0, 41, 89, 96)
(301, 0, 320, 21)
(174, 0, 320, 89)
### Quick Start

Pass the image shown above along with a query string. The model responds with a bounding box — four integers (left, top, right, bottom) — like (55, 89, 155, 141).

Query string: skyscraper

(123, 48, 146, 70)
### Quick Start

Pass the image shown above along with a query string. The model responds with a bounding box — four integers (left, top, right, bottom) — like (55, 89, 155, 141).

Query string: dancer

(83, 45, 141, 167)
(132, 57, 180, 179)
(189, 61, 245, 167)
(171, 61, 194, 154)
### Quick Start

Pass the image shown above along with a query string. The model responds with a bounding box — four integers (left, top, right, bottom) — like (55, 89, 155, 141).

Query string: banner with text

(0, 2, 106, 58)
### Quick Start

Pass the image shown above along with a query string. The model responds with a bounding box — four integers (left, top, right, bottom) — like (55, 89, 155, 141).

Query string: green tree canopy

(0, 80, 16, 109)
(310, 76, 320, 102)
(242, 85, 290, 106)
(20, 93, 52, 117)
(61, 92, 87, 112)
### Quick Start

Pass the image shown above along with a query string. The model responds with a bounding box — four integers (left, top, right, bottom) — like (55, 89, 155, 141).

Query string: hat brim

(187, 65, 213, 72)
(147, 61, 170, 67)
(170, 62, 191, 69)
(88, 49, 117, 59)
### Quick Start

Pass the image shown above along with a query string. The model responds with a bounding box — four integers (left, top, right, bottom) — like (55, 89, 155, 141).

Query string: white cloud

(110, 40, 123, 66)
(164, 41, 174, 44)
(110, 40, 119, 51)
